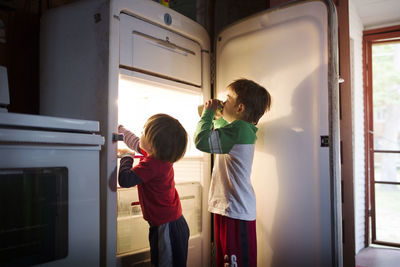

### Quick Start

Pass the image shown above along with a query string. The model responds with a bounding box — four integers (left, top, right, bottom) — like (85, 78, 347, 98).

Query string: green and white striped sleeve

(194, 110, 253, 154)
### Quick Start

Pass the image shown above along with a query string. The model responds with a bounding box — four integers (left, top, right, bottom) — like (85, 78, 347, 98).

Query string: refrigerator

(39, 0, 342, 266)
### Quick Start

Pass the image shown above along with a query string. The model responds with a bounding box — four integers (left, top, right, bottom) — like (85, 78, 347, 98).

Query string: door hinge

(320, 135, 329, 147)
(210, 52, 216, 86)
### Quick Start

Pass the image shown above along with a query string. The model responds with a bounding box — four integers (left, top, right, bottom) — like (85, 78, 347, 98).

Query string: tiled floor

(356, 246, 400, 267)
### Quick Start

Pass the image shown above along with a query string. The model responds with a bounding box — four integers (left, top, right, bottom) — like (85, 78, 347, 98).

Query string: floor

(356, 246, 400, 267)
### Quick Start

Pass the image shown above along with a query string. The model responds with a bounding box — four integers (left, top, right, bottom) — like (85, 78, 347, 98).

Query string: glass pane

(372, 42, 400, 151)
(374, 153, 400, 182)
(375, 183, 400, 244)
(0, 168, 68, 265)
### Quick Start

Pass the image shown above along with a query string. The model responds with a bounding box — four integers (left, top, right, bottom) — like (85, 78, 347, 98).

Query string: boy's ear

(236, 103, 245, 114)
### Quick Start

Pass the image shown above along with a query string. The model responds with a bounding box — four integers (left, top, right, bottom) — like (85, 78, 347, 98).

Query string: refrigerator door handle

(112, 133, 124, 142)
(132, 30, 196, 56)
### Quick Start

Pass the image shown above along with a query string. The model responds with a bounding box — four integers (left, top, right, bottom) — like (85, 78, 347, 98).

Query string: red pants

(214, 214, 257, 267)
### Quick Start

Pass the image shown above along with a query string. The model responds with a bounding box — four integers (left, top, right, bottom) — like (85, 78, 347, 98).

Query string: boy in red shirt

(118, 113, 189, 267)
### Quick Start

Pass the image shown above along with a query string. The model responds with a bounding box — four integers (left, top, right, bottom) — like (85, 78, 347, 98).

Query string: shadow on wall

(254, 67, 333, 267)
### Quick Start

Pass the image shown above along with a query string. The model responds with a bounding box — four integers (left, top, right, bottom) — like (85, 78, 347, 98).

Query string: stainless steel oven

(0, 112, 104, 266)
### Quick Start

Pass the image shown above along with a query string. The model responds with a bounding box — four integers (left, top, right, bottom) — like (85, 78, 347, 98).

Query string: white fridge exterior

(39, 0, 341, 266)
(40, 1, 210, 266)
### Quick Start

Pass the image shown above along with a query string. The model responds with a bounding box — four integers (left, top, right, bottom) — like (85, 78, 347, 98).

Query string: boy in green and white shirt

(194, 79, 271, 267)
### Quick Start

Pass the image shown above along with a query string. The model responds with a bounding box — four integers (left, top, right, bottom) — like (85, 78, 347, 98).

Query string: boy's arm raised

(194, 109, 214, 153)
(118, 125, 141, 153)
(194, 109, 234, 154)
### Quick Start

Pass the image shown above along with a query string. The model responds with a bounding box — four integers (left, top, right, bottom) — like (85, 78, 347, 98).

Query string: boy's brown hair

(228, 78, 271, 125)
(143, 113, 187, 163)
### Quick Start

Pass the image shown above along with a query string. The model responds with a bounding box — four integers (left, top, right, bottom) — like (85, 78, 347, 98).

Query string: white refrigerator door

(216, 1, 340, 267)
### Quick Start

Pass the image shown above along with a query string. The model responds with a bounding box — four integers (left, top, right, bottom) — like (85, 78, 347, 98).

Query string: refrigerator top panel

(114, 0, 209, 51)
(119, 13, 202, 87)
(0, 112, 100, 132)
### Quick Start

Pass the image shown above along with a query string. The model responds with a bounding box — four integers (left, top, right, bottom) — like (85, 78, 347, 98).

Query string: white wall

(349, 0, 366, 254)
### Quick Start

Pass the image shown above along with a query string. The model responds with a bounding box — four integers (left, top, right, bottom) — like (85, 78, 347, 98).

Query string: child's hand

(204, 99, 223, 119)
(118, 148, 134, 158)
(118, 124, 125, 133)
(204, 99, 218, 111)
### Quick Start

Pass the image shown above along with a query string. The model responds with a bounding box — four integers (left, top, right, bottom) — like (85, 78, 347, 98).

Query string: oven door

(0, 128, 103, 266)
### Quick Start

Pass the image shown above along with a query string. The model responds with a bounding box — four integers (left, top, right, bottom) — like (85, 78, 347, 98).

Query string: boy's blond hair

(228, 79, 271, 125)
(143, 114, 187, 163)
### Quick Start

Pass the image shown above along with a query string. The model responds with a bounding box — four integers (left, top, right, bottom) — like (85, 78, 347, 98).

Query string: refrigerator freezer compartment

(120, 13, 202, 86)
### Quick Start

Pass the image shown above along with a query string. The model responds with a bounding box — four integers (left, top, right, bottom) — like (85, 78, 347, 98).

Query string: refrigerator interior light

(118, 75, 203, 157)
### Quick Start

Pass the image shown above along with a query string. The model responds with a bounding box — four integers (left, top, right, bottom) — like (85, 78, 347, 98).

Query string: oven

(0, 112, 104, 266)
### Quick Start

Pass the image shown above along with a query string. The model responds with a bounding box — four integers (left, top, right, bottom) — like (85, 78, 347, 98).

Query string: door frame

(363, 24, 400, 248)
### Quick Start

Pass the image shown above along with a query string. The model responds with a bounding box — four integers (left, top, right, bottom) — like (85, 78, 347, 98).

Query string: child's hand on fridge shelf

(118, 148, 134, 158)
